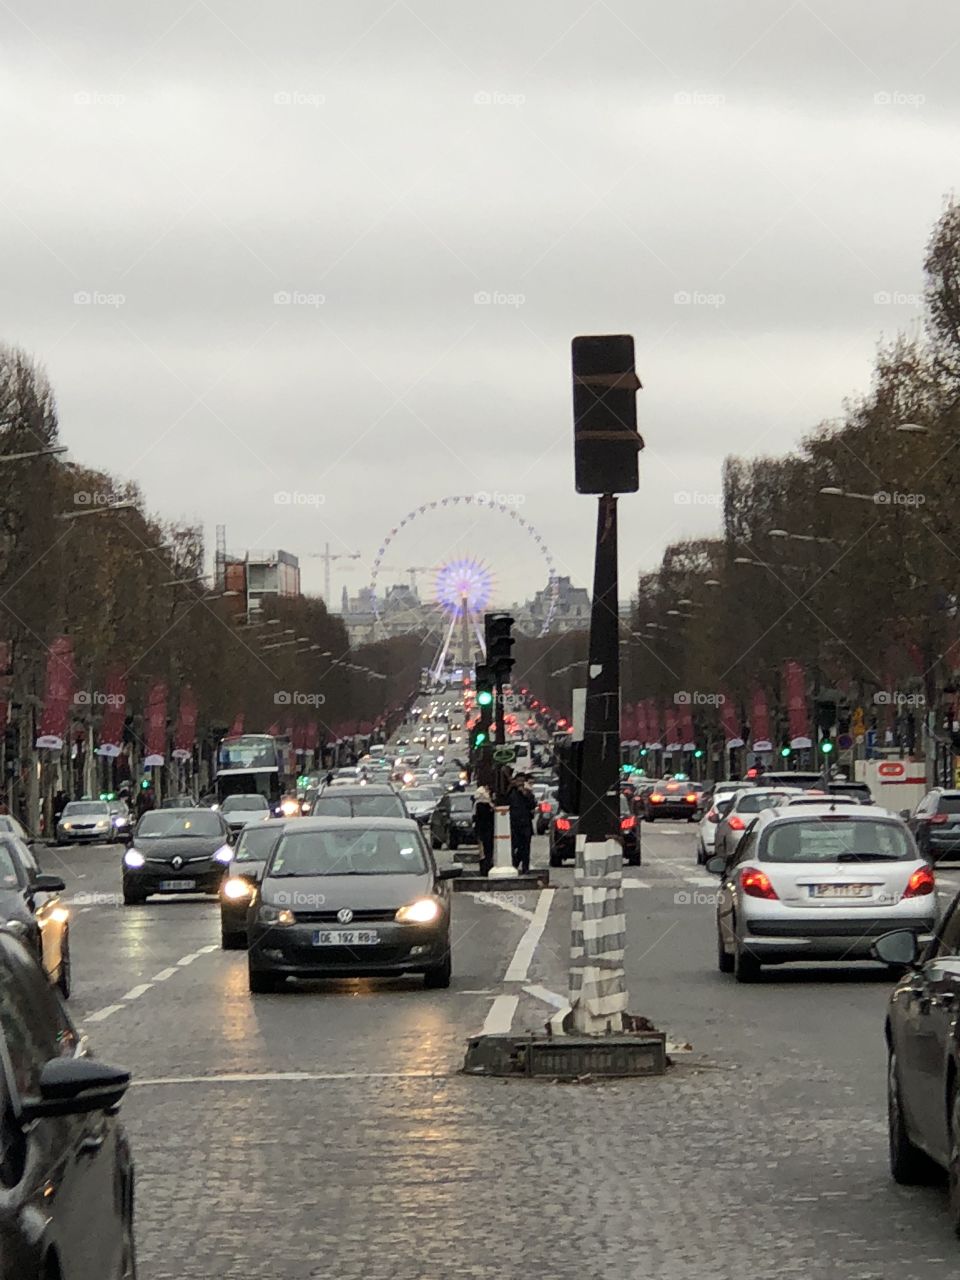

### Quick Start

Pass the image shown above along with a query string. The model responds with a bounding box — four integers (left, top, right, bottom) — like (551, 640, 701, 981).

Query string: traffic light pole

(569, 493, 627, 1034)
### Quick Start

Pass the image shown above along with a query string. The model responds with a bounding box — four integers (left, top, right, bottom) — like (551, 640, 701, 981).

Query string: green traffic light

(474, 732, 487, 746)
(639, 748, 647, 756)
(477, 690, 493, 707)
(780, 746, 791, 757)
(820, 740, 834, 753)
(693, 749, 703, 759)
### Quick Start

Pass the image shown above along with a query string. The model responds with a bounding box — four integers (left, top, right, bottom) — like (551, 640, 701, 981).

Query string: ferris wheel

(368, 495, 560, 662)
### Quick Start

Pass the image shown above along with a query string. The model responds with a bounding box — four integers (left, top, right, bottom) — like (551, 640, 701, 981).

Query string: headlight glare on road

(259, 904, 295, 925)
(123, 849, 145, 868)
(213, 844, 234, 865)
(223, 878, 253, 900)
(396, 897, 441, 924)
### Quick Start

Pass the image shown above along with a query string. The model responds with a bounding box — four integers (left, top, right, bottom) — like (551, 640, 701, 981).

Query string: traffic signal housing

(475, 664, 494, 709)
(571, 334, 643, 494)
(484, 613, 515, 681)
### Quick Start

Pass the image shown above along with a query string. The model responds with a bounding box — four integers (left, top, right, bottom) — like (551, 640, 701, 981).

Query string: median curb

(453, 869, 549, 892)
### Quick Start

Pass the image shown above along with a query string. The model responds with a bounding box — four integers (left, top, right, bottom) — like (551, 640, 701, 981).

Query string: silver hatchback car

(713, 788, 801, 859)
(709, 805, 937, 982)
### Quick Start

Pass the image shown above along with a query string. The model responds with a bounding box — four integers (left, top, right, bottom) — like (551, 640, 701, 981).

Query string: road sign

(493, 745, 517, 764)
(851, 706, 866, 736)
(838, 733, 853, 750)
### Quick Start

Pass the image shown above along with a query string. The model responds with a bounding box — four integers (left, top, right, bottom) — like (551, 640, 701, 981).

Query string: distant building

(223, 549, 301, 618)
(514, 576, 591, 635)
(341, 583, 441, 646)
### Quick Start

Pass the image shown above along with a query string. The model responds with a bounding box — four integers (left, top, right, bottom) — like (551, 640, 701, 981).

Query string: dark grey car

(247, 817, 461, 992)
(121, 808, 234, 903)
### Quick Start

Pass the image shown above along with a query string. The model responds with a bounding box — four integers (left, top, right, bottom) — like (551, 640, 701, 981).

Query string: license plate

(809, 883, 871, 898)
(313, 930, 380, 946)
(158, 879, 196, 891)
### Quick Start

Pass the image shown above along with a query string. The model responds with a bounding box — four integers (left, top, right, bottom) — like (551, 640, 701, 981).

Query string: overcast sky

(2, 0, 957, 608)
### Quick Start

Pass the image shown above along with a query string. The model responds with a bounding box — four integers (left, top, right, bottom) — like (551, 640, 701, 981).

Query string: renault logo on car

(337, 907, 354, 924)
(171, 855, 183, 870)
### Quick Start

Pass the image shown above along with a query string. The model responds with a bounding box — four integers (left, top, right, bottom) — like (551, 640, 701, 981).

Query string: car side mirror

(705, 855, 728, 876)
(438, 864, 463, 880)
(899, 809, 912, 821)
(32, 874, 65, 893)
(873, 930, 921, 968)
(21, 1057, 130, 1121)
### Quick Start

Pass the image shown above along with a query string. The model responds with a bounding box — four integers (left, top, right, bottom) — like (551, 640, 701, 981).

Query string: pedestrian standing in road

(52, 790, 69, 827)
(508, 774, 536, 874)
(473, 785, 495, 876)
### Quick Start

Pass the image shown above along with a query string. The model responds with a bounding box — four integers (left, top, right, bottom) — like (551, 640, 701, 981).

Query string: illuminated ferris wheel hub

(431, 557, 494, 680)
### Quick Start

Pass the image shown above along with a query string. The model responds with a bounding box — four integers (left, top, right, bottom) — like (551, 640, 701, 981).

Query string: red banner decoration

(96, 668, 127, 758)
(36, 637, 76, 750)
(750, 686, 772, 751)
(172, 686, 198, 761)
(229, 713, 244, 737)
(144, 681, 168, 766)
(783, 661, 811, 748)
(635, 702, 648, 745)
(677, 704, 695, 750)
(0, 642, 11, 732)
(664, 703, 681, 751)
(646, 700, 662, 749)
(720, 693, 744, 748)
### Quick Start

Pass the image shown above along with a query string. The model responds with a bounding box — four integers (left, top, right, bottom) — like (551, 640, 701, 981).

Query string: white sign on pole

(571, 687, 586, 742)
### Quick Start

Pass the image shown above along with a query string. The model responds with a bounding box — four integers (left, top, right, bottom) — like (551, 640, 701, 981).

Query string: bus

(215, 733, 293, 812)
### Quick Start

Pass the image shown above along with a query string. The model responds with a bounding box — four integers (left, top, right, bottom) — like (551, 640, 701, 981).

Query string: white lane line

(482, 993, 520, 1035)
(152, 968, 177, 981)
(122, 984, 152, 1001)
(622, 878, 651, 889)
(86, 1004, 123, 1023)
(199, 944, 219, 953)
(466, 891, 534, 921)
(683, 876, 718, 888)
(177, 952, 201, 966)
(523, 983, 568, 1008)
(132, 1070, 449, 1088)
(504, 888, 555, 983)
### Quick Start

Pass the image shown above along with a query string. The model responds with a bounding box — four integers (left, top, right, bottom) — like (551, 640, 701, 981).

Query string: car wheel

(56, 929, 71, 999)
(888, 1046, 935, 1185)
(549, 848, 563, 867)
(122, 887, 146, 906)
(646, 813, 655, 823)
(696, 841, 706, 865)
(424, 951, 452, 989)
(221, 927, 246, 951)
(624, 850, 641, 866)
(431, 836, 441, 850)
(119, 1209, 138, 1279)
(248, 966, 284, 994)
(449, 833, 459, 851)
(717, 919, 734, 974)
(733, 932, 761, 983)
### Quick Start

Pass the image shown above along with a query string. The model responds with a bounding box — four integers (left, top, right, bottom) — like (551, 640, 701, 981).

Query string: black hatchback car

(247, 817, 462, 992)
(908, 788, 960, 862)
(219, 818, 287, 949)
(121, 807, 235, 903)
(430, 791, 476, 849)
(0, 930, 136, 1278)
(549, 795, 640, 866)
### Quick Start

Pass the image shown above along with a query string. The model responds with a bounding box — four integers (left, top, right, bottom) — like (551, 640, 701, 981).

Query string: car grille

(294, 909, 397, 923)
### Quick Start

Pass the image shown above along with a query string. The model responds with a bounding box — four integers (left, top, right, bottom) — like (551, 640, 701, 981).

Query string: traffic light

(571, 334, 643, 494)
(471, 724, 488, 749)
(779, 745, 791, 758)
(475, 664, 494, 708)
(693, 748, 703, 759)
(819, 740, 834, 754)
(484, 613, 515, 681)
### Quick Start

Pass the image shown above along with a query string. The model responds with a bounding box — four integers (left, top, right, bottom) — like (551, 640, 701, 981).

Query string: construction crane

(377, 565, 440, 592)
(301, 545, 361, 604)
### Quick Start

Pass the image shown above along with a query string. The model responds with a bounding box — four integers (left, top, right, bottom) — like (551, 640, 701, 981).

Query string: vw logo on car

(337, 907, 354, 924)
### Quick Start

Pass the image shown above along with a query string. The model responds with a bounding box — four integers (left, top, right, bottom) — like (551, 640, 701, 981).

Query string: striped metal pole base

(488, 804, 518, 879)
(569, 833, 626, 1033)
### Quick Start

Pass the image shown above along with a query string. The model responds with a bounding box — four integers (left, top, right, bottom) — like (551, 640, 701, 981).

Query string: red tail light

(903, 865, 935, 898)
(727, 815, 746, 831)
(685, 793, 697, 803)
(740, 867, 778, 899)
(539, 801, 550, 812)
(707, 808, 720, 823)
(620, 815, 636, 831)
(555, 817, 572, 831)
(925, 814, 948, 825)
(650, 793, 664, 803)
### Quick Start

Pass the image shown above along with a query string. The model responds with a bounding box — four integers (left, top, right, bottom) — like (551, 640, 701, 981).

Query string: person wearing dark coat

(508, 775, 536, 874)
(473, 786, 495, 876)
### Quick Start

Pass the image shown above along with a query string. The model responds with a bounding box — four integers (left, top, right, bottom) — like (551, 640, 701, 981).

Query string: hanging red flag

(635, 702, 648, 745)
(144, 681, 168, 766)
(783, 661, 811, 748)
(228, 713, 244, 737)
(677, 704, 695, 750)
(36, 637, 76, 750)
(172, 686, 198, 761)
(97, 668, 128, 758)
(0, 642, 11, 732)
(750, 686, 772, 751)
(646, 700, 662, 748)
(720, 693, 744, 747)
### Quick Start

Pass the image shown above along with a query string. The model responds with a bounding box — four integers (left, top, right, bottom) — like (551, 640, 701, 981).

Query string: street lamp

(896, 423, 928, 433)
(0, 445, 68, 464)
(55, 500, 136, 521)
(769, 529, 836, 544)
(818, 486, 877, 502)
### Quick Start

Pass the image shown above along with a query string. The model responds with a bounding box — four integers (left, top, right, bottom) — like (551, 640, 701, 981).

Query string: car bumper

(58, 827, 113, 842)
(124, 867, 223, 894)
(741, 913, 936, 960)
(645, 803, 696, 819)
(925, 834, 960, 859)
(247, 921, 449, 977)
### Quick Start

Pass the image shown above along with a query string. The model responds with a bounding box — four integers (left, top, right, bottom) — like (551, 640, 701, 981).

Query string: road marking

(86, 1004, 123, 1023)
(122, 984, 152, 1001)
(131, 1070, 450, 1088)
(482, 993, 519, 1035)
(177, 952, 201, 966)
(152, 967, 177, 981)
(504, 888, 555, 982)
(683, 876, 718, 888)
(622, 878, 651, 889)
(199, 944, 219, 953)
(523, 983, 568, 1008)
(467, 892, 533, 921)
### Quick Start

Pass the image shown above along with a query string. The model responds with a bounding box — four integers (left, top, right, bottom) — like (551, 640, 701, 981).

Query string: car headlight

(95, 819, 109, 829)
(222, 877, 254, 901)
(213, 844, 234, 865)
(62, 822, 73, 830)
(258, 904, 295, 925)
(395, 897, 441, 924)
(123, 849, 145, 869)
(280, 799, 299, 817)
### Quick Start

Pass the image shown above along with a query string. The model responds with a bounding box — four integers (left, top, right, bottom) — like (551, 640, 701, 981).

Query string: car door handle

(79, 1132, 105, 1156)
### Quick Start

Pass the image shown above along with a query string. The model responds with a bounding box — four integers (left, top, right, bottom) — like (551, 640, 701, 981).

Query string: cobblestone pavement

(45, 829, 960, 1278)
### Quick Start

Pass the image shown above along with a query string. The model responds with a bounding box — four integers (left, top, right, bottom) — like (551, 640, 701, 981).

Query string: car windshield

(0, 845, 20, 889)
(269, 829, 427, 876)
(450, 796, 473, 812)
(0, 817, 20, 833)
(234, 827, 281, 861)
(402, 789, 434, 801)
(137, 812, 223, 838)
(63, 801, 108, 816)
(222, 796, 268, 811)
(761, 818, 913, 863)
(313, 795, 406, 818)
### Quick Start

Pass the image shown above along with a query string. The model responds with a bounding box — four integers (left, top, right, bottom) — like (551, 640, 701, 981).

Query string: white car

(710, 805, 936, 982)
(714, 788, 802, 860)
(696, 782, 752, 864)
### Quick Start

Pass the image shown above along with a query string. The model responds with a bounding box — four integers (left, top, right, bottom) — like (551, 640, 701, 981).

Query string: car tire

(221, 927, 246, 951)
(449, 833, 459, 851)
(549, 848, 563, 867)
(624, 851, 641, 866)
(646, 813, 655, 823)
(56, 929, 71, 999)
(949, 1082, 960, 1235)
(733, 933, 761, 983)
(122, 887, 146, 906)
(248, 967, 283, 994)
(696, 842, 706, 865)
(431, 836, 442, 850)
(424, 952, 452, 989)
(888, 1046, 936, 1185)
(717, 920, 734, 974)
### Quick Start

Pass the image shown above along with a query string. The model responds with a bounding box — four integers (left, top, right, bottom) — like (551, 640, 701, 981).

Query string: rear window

(938, 796, 960, 814)
(736, 792, 786, 814)
(313, 795, 406, 819)
(761, 818, 913, 863)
